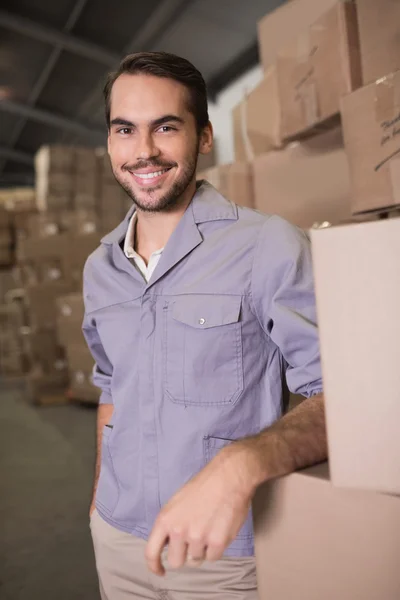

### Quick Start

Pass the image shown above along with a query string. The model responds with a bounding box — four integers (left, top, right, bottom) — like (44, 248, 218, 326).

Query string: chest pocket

(163, 295, 244, 406)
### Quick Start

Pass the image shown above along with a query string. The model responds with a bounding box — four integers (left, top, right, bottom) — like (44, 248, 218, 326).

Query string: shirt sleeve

(82, 266, 114, 405)
(251, 215, 323, 398)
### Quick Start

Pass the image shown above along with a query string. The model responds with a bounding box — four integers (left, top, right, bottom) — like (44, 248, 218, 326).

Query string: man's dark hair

(103, 51, 209, 133)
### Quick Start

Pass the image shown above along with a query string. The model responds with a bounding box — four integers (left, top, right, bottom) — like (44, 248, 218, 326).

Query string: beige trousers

(90, 509, 258, 600)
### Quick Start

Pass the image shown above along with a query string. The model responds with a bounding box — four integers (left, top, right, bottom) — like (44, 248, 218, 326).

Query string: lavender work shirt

(82, 182, 323, 556)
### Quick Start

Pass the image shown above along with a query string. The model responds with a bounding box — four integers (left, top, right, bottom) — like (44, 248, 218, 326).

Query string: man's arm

(82, 262, 115, 516)
(89, 403, 114, 516)
(235, 393, 327, 490)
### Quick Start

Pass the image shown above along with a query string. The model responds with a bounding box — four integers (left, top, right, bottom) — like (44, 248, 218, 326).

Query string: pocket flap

(172, 295, 241, 329)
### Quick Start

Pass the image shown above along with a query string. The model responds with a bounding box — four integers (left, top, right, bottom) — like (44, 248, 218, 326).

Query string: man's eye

(118, 128, 131, 135)
(158, 126, 175, 133)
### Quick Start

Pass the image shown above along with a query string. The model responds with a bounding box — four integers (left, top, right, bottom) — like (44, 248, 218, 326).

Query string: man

(84, 51, 327, 599)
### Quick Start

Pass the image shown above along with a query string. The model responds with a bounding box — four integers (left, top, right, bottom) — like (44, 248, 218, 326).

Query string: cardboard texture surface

(341, 70, 400, 213)
(252, 127, 351, 228)
(198, 164, 254, 208)
(74, 147, 97, 174)
(356, 0, 400, 85)
(253, 462, 400, 600)
(257, 0, 340, 71)
(233, 68, 282, 162)
(66, 343, 94, 373)
(311, 218, 400, 494)
(27, 282, 74, 329)
(28, 328, 66, 374)
(56, 293, 84, 347)
(276, 1, 361, 140)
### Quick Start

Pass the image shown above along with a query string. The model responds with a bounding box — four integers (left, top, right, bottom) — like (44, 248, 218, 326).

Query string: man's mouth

(131, 168, 171, 180)
(127, 166, 174, 187)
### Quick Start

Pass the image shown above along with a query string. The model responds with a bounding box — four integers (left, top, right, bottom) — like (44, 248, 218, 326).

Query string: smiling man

(84, 52, 327, 600)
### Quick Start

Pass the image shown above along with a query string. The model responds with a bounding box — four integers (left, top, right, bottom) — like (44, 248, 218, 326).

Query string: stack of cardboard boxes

(0, 207, 13, 268)
(0, 144, 130, 400)
(202, 0, 400, 231)
(56, 292, 99, 403)
(15, 209, 100, 395)
(251, 1, 400, 598)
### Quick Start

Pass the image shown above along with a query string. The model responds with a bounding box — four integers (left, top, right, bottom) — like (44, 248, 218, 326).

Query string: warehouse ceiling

(0, 0, 286, 187)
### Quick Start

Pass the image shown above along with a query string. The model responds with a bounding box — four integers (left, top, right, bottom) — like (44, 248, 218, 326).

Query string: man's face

(108, 73, 208, 213)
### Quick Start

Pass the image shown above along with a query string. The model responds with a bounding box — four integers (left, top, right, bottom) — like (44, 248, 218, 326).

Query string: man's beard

(114, 144, 199, 214)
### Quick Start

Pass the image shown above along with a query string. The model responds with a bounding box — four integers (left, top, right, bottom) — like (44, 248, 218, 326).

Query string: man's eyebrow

(151, 115, 185, 127)
(110, 118, 135, 127)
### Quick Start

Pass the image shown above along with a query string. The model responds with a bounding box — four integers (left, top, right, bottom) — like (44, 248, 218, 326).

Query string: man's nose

(136, 132, 160, 161)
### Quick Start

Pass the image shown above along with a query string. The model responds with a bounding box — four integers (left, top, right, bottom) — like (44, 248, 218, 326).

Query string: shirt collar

(123, 213, 164, 259)
(101, 181, 238, 246)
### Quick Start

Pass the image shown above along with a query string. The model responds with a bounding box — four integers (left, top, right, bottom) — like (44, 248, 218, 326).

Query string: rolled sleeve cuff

(99, 391, 113, 405)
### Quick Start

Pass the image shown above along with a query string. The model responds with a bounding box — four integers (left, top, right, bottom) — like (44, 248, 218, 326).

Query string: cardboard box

(198, 163, 254, 209)
(276, 1, 361, 141)
(253, 127, 351, 229)
(13, 210, 38, 239)
(341, 70, 400, 214)
(100, 213, 123, 233)
(35, 145, 75, 174)
(311, 217, 400, 495)
(99, 181, 123, 213)
(74, 173, 97, 210)
(61, 210, 99, 235)
(257, 0, 340, 71)
(0, 303, 24, 333)
(74, 147, 97, 174)
(253, 462, 400, 600)
(27, 210, 98, 238)
(67, 233, 100, 285)
(0, 187, 36, 213)
(27, 282, 74, 329)
(233, 68, 282, 162)
(36, 173, 74, 212)
(96, 149, 114, 181)
(66, 343, 98, 403)
(27, 213, 61, 238)
(28, 366, 69, 395)
(0, 270, 20, 302)
(0, 228, 13, 247)
(56, 293, 84, 347)
(0, 208, 10, 228)
(17, 232, 69, 262)
(44, 192, 72, 212)
(0, 331, 24, 374)
(28, 328, 67, 374)
(66, 342, 94, 373)
(0, 246, 14, 267)
(357, 0, 400, 85)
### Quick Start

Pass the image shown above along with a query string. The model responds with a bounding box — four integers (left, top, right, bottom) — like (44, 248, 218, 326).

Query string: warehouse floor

(0, 380, 100, 600)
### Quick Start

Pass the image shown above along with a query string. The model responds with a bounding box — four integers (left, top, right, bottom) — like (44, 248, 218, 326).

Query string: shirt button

(199, 318, 206, 325)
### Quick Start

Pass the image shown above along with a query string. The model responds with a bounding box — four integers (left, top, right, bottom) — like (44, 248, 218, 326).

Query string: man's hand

(145, 442, 261, 576)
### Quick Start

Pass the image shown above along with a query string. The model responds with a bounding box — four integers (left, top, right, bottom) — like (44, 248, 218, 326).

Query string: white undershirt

(123, 213, 164, 283)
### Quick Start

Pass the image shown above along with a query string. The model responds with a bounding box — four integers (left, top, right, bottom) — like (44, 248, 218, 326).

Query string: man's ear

(198, 121, 214, 156)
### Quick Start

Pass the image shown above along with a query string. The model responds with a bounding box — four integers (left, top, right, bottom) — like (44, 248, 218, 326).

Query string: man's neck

(134, 182, 196, 264)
